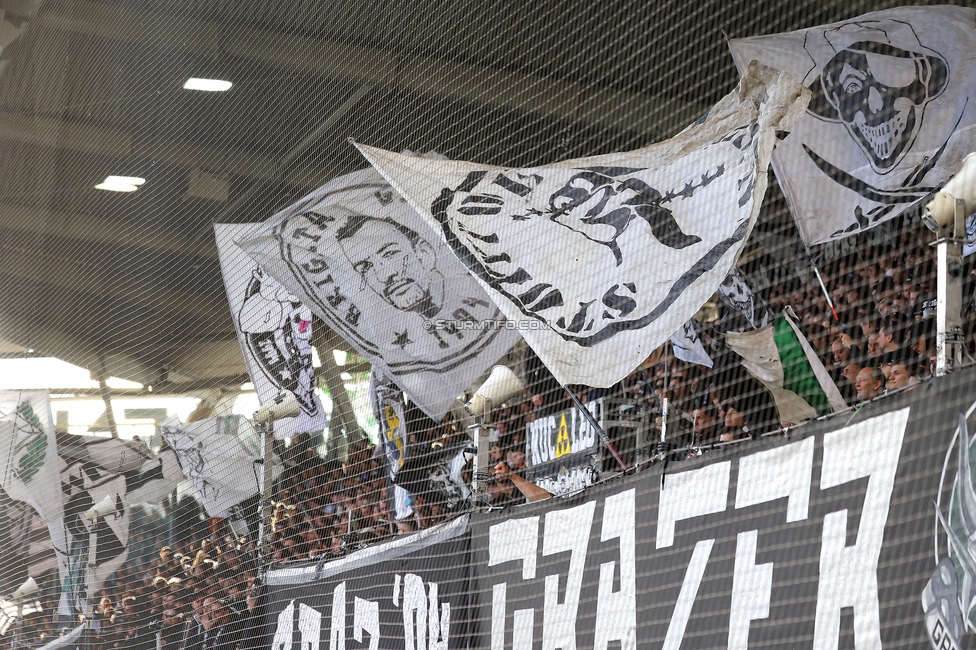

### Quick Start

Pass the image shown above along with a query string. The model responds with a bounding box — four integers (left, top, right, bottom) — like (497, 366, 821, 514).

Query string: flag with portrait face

(236, 165, 521, 421)
(216, 224, 328, 439)
(729, 6, 976, 246)
(355, 64, 808, 387)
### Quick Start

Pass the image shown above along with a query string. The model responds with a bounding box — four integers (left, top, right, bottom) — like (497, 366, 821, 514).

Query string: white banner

(730, 6, 976, 246)
(0, 391, 62, 523)
(161, 415, 270, 519)
(215, 224, 327, 439)
(355, 64, 808, 387)
(235, 166, 520, 421)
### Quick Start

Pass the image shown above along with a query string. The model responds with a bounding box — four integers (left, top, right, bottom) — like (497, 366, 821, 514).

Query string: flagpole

(258, 420, 274, 574)
(785, 200, 839, 321)
(563, 386, 627, 471)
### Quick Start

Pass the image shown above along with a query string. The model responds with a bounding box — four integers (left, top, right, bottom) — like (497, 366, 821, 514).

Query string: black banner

(262, 367, 976, 650)
(260, 518, 471, 650)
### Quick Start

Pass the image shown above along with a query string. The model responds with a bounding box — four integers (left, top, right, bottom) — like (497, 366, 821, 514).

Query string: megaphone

(83, 495, 118, 526)
(11, 576, 38, 600)
(254, 392, 301, 424)
(924, 152, 976, 232)
(465, 365, 524, 417)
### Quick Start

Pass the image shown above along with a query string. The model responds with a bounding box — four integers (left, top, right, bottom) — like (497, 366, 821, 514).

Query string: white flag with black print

(160, 415, 276, 520)
(0, 391, 62, 523)
(215, 224, 327, 439)
(670, 320, 713, 368)
(58, 458, 130, 613)
(56, 434, 181, 505)
(50, 436, 182, 615)
(355, 64, 808, 387)
(235, 165, 520, 421)
(729, 6, 976, 246)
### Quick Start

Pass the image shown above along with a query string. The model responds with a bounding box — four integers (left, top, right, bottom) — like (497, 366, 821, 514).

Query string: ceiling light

(333, 350, 347, 366)
(340, 372, 353, 381)
(95, 176, 146, 192)
(183, 78, 233, 92)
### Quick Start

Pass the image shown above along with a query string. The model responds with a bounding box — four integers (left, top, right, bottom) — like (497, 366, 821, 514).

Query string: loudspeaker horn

(924, 152, 976, 231)
(11, 576, 38, 600)
(83, 495, 118, 524)
(465, 365, 524, 417)
(254, 392, 301, 424)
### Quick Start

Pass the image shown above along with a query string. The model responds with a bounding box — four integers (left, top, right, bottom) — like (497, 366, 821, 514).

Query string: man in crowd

(854, 367, 885, 402)
(886, 356, 917, 392)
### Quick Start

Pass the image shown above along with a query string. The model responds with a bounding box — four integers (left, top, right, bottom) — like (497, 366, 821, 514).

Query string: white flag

(235, 166, 520, 421)
(0, 391, 62, 523)
(670, 320, 713, 368)
(215, 224, 328, 439)
(161, 415, 271, 519)
(729, 6, 976, 246)
(355, 64, 808, 387)
(125, 448, 183, 505)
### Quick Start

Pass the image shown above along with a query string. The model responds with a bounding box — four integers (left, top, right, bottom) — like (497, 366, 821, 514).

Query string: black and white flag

(235, 166, 520, 421)
(50, 437, 181, 616)
(670, 320, 713, 368)
(730, 6, 976, 246)
(215, 224, 327, 439)
(718, 267, 766, 329)
(160, 415, 274, 520)
(355, 65, 807, 387)
(57, 458, 130, 615)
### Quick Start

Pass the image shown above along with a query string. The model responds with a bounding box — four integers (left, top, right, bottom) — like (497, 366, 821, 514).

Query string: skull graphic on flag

(804, 22, 948, 175)
(729, 6, 976, 246)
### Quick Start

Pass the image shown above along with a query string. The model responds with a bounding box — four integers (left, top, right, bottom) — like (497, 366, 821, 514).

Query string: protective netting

(0, 0, 973, 648)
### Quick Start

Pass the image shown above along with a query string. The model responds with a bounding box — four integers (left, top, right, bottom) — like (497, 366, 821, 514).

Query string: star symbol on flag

(392, 330, 413, 349)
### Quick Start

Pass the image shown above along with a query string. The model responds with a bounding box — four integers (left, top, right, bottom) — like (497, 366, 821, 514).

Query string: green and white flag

(726, 310, 846, 425)
(0, 391, 62, 523)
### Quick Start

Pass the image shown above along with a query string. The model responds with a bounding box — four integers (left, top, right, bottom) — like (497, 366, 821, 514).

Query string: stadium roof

(0, 0, 922, 389)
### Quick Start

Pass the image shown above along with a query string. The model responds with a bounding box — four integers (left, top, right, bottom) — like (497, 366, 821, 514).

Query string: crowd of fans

(6, 214, 976, 649)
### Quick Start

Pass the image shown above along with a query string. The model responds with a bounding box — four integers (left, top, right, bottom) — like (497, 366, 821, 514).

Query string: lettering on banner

(656, 410, 906, 650)
(813, 409, 907, 650)
(272, 600, 322, 650)
(527, 400, 600, 469)
(397, 573, 450, 650)
(489, 409, 908, 650)
(489, 492, 637, 650)
(269, 582, 383, 650)
(388, 573, 451, 650)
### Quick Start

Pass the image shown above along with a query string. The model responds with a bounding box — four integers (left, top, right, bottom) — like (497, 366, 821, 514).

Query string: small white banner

(161, 415, 272, 519)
